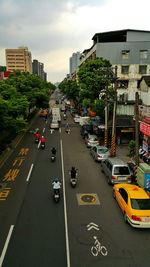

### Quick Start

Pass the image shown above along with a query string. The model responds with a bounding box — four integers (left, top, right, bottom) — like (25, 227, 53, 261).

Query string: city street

(0, 96, 150, 267)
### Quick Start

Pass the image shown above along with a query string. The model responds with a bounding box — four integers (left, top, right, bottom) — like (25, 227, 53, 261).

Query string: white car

(74, 114, 80, 123)
(85, 134, 99, 148)
(50, 120, 59, 129)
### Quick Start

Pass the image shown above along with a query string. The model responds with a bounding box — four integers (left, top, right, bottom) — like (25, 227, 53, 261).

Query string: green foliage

(82, 98, 91, 108)
(128, 140, 136, 157)
(92, 99, 105, 118)
(59, 79, 79, 101)
(78, 58, 113, 100)
(0, 72, 55, 149)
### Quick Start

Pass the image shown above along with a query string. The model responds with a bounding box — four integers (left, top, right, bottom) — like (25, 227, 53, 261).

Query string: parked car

(90, 145, 110, 162)
(85, 134, 99, 148)
(113, 183, 150, 228)
(74, 114, 80, 123)
(101, 157, 132, 185)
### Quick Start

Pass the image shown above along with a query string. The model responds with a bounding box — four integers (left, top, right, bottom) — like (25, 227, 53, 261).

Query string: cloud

(0, 0, 150, 83)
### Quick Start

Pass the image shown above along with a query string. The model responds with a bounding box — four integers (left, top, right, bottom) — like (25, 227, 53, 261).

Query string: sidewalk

(116, 144, 131, 163)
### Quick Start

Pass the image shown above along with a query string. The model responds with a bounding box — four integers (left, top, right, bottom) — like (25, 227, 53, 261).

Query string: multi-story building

(32, 59, 47, 81)
(5, 46, 32, 73)
(69, 52, 81, 76)
(80, 29, 150, 101)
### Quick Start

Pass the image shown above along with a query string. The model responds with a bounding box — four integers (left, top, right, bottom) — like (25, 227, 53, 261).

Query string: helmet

(42, 136, 44, 138)
(55, 178, 58, 182)
(72, 166, 75, 170)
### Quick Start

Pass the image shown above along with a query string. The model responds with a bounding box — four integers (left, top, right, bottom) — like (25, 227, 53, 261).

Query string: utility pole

(110, 66, 118, 157)
(104, 92, 108, 147)
(135, 92, 139, 166)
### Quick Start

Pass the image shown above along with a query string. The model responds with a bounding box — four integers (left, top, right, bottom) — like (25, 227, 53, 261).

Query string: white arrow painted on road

(87, 222, 99, 231)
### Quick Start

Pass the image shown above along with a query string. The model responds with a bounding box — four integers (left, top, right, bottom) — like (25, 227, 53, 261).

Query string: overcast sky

(0, 0, 150, 83)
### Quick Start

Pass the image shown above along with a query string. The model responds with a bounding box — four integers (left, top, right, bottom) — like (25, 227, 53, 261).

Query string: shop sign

(121, 128, 134, 133)
(142, 140, 148, 152)
(140, 122, 150, 136)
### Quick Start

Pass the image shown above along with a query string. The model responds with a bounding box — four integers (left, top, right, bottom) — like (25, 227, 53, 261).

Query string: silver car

(101, 157, 132, 185)
(85, 134, 99, 148)
(90, 145, 110, 162)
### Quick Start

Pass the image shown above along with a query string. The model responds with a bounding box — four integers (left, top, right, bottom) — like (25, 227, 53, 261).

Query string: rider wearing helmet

(52, 179, 61, 194)
(51, 147, 56, 155)
(40, 135, 45, 144)
(70, 166, 77, 179)
(34, 129, 40, 142)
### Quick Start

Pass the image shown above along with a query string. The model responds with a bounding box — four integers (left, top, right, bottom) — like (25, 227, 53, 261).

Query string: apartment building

(5, 46, 32, 73)
(69, 52, 81, 76)
(80, 29, 150, 101)
(32, 59, 47, 81)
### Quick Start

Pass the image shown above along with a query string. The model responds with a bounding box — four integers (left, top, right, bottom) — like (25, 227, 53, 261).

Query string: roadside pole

(104, 94, 108, 147)
(110, 66, 118, 157)
(135, 92, 139, 166)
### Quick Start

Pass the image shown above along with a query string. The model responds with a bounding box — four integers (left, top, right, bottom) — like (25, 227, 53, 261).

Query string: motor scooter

(51, 154, 56, 162)
(35, 138, 39, 144)
(69, 170, 78, 188)
(66, 128, 71, 134)
(53, 189, 60, 203)
(41, 142, 45, 149)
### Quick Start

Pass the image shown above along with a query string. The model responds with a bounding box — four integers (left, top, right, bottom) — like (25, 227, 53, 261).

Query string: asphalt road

(0, 91, 150, 267)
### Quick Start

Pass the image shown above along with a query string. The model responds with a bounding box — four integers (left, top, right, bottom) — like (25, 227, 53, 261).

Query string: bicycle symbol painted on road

(91, 236, 108, 257)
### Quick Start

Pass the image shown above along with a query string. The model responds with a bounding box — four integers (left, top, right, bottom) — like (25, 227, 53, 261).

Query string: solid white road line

(43, 128, 45, 133)
(0, 225, 14, 267)
(26, 163, 34, 182)
(59, 128, 61, 134)
(60, 140, 70, 267)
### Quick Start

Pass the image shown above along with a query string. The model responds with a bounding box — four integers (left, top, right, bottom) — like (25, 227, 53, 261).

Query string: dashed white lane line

(26, 163, 34, 182)
(0, 225, 14, 267)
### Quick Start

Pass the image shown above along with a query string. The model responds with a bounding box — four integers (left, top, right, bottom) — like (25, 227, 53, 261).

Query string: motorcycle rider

(34, 129, 40, 142)
(40, 135, 46, 145)
(65, 123, 70, 133)
(52, 179, 61, 194)
(51, 147, 56, 155)
(70, 166, 77, 179)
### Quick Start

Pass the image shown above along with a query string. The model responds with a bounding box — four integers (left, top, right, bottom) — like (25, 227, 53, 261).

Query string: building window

(121, 50, 130, 59)
(117, 80, 128, 89)
(140, 50, 148, 59)
(139, 65, 147, 74)
(121, 65, 129, 74)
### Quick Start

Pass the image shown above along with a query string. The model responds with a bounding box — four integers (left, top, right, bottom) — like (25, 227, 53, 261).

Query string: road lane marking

(43, 128, 45, 133)
(38, 141, 41, 149)
(77, 193, 100, 205)
(0, 225, 14, 266)
(59, 128, 61, 134)
(26, 163, 34, 182)
(60, 140, 70, 267)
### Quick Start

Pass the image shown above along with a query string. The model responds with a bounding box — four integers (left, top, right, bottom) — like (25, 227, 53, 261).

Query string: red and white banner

(140, 122, 150, 136)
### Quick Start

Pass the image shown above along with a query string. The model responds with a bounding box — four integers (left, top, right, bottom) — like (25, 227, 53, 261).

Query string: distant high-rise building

(5, 46, 32, 73)
(32, 59, 47, 81)
(69, 52, 81, 75)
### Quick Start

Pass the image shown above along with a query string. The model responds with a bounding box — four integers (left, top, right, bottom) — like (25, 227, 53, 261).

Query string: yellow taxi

(113, 184, 150, 228)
